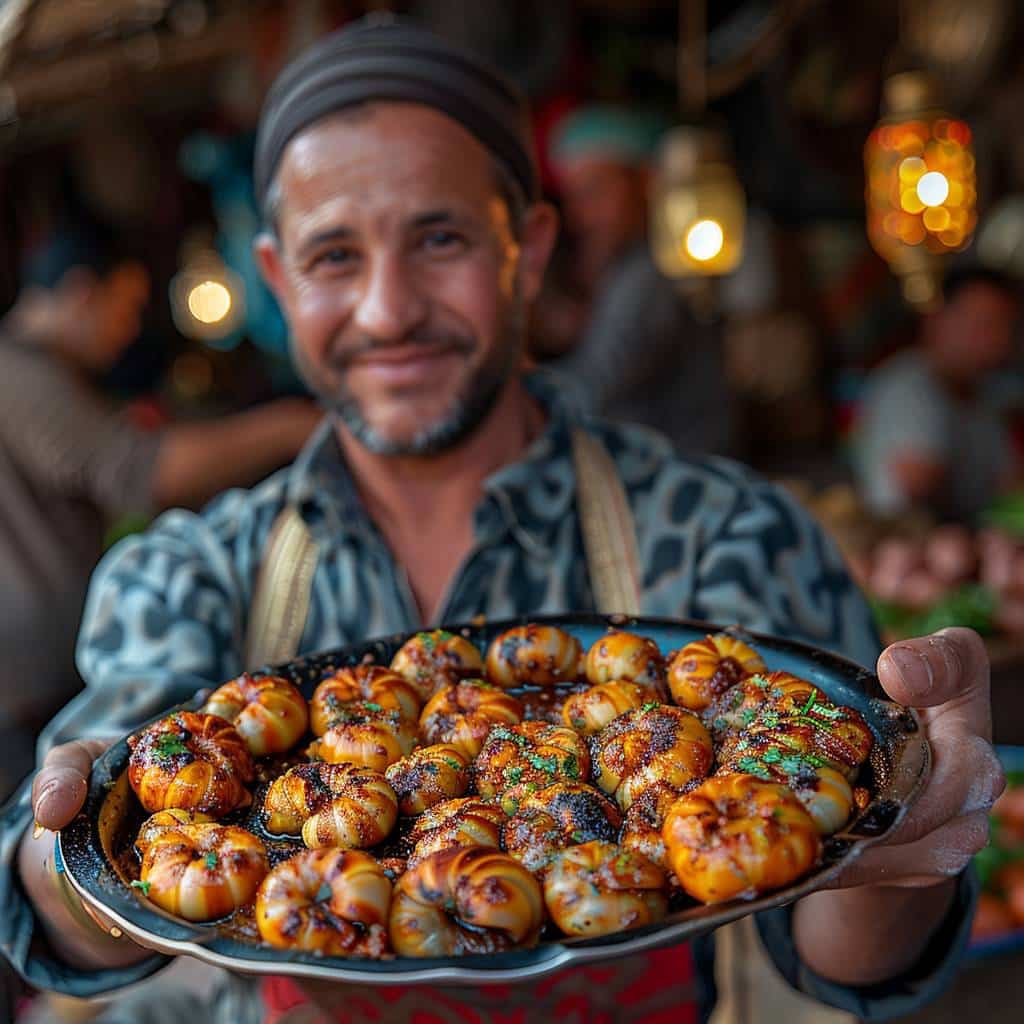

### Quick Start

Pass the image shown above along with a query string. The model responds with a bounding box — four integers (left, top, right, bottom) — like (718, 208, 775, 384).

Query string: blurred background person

(538, 105, 737, 456)
(852, 266, 1022, 524)
(0, 230, 321, 798)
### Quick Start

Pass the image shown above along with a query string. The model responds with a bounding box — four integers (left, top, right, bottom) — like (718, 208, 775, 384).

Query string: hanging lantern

(170, 235, 246, 346)
(650, 125, 746, 279)
(864, 71, 977, 309)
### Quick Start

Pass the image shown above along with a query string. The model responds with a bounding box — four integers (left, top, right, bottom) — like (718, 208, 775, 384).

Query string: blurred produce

(971, 749, 1024, 948)
(780, 481, 1024, 644)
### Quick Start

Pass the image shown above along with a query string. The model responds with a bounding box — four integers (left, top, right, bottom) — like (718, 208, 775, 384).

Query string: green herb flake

(363, 702, 383, 713)
(420, 633, 437, 652)
(315, 882, 333, 903)
(442, 758, 464, 772)
(736, 757, 772, 781)
(526, 753, 559, 776)
(562, 754, 581, 780)
(153, 733, 189, 760)
(799, 691, 818, 716)
(130, 879, 152, 897)
(571, 829, 586, 843)
(507, 766, 524, 785)
(641, 702, 661, 713)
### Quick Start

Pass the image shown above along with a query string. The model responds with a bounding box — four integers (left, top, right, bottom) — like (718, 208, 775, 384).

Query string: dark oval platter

(58, 614, 929, 986)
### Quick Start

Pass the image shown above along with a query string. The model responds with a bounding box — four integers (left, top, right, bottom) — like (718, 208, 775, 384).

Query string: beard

(293, 296, 525, 458)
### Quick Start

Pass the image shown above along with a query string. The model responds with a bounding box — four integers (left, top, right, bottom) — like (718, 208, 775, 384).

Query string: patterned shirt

(0, 375, 974, 1023)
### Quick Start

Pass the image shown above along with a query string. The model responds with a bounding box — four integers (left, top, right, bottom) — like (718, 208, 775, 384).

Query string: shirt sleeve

(754, 868, 979, 1021)
(688, 460, 882, 668)
(0, 501, 254, 997)
(0, 343, 162, 518)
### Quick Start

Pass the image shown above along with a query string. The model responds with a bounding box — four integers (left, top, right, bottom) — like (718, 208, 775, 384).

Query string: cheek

(429, 259, 509, 348)
(288, 279, 351, 358)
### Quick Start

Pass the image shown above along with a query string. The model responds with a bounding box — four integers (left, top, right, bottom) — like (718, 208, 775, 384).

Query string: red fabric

(261, 945, 696, 1024)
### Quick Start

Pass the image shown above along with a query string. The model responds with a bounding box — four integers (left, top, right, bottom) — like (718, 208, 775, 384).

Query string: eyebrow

(296, 226, 353, 258)
(295, 208, 468, 256)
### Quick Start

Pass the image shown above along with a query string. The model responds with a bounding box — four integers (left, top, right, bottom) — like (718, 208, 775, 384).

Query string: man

(853, 266, 1021, 523)
(543, 106, 736, 456)
(2, 19, 1003, 1024)
(0, 250, 321, 795)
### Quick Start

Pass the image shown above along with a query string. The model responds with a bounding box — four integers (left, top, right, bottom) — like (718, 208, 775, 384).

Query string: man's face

(931, 281, 1018, 379)
(557, 155, 647, 286)
(257, 103, 548, 457)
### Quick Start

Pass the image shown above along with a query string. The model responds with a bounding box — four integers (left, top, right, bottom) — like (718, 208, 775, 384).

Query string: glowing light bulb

(685, 219, 724, 262)
(187, 280, 232, 324)
(916, 171, 949, 207)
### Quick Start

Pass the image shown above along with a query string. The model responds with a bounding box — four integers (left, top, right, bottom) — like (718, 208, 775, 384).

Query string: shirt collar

(285, 371, 579, 556)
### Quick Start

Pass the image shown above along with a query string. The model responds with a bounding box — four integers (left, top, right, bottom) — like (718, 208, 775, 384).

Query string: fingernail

(889, 646, 934, 695)
(32, 822, 45, 840)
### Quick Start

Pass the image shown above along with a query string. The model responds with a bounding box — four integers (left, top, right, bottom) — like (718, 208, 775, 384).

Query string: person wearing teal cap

(545, 105, 736, 457)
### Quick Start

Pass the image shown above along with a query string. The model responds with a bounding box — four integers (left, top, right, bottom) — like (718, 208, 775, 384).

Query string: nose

(352, 251, 427, 342)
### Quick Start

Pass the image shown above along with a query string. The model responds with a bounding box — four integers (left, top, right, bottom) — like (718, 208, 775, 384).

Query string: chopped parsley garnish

(506, 766, 524, 785)
(799, 691, 818, 716)
(761, 748, 782, 764)
(740, 708, 757, 726)
(571, 829, 586, 843)
(363, 702, 383, 713)
(641, 702, 661, 713)
(130, 879, 151, 897)
(315, 882, 333, 903)
(442, 758, 464, 772)
(526, 753, 559, 775)
(204, 852, 218, 870)
(613, 853, 633, 873)
(736, 757, 773, 780)
(153, 733, 189, 759)
(420, 633, 436, 651)
(562, 754, 581, 780)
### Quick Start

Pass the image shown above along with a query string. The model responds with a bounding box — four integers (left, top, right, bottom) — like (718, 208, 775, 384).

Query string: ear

(517, 201, 560, 305)
(254, 232, 289, 308)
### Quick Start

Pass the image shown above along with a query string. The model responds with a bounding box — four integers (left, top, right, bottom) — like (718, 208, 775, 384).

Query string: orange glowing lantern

(864, 71, 977, 308)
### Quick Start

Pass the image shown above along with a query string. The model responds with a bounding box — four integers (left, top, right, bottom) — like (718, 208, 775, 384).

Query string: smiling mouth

(346, 341, 470, 370)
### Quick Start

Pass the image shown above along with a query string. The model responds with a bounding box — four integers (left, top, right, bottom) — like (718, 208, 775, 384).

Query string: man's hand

(837, 626, 1004, 887)
(19, 740, 151, 970)
(793, 627, 1004, 985)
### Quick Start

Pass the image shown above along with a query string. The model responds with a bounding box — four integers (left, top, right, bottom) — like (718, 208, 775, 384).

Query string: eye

(317, 247, 356, 266)
(421, 229, 465, 253)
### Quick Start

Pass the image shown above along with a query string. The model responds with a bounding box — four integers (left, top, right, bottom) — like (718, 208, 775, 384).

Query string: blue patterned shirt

(0, 375, 974, 1022)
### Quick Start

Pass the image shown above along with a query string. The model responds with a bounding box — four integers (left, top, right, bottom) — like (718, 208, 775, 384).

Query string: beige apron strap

(245, 505, 320, 670)
(570, 426, 642, 617)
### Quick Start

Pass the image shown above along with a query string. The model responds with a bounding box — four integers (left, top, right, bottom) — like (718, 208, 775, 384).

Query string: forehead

(276, 102, 501, 230)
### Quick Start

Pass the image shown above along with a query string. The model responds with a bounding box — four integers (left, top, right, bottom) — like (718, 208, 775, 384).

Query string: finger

(32, 739, 110, 830)
(831, 811, 989, 889)
(879, 732, 1005, 846)
(877, 628, 991, 739)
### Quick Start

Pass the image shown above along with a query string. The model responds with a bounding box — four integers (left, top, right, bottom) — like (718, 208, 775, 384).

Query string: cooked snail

(202, 673, 309, 756)
(543, 840, 668, 938)
(667, 634, 765, 712)
(561, 680, 650, 736)
(663, 773, 821, 903)
(390, 629, 485, 702)
(256, 848, 391, 957)
(418, 679, 523, 759)
(310, 665, 421, 736)
(591, 704, 713, 810)
(485, 624, 582, 687)
(584, 630, 665, 693)
(137, 822, 268, 921)
(261, 762, 398, 849)
(310, 702, 418, 772)
(128, 712, 255, 816)
(384, 744, 471, 816)
(390, 846, 544, 956)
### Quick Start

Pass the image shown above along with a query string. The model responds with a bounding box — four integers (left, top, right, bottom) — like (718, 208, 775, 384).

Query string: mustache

(329, 329, 475, 370)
